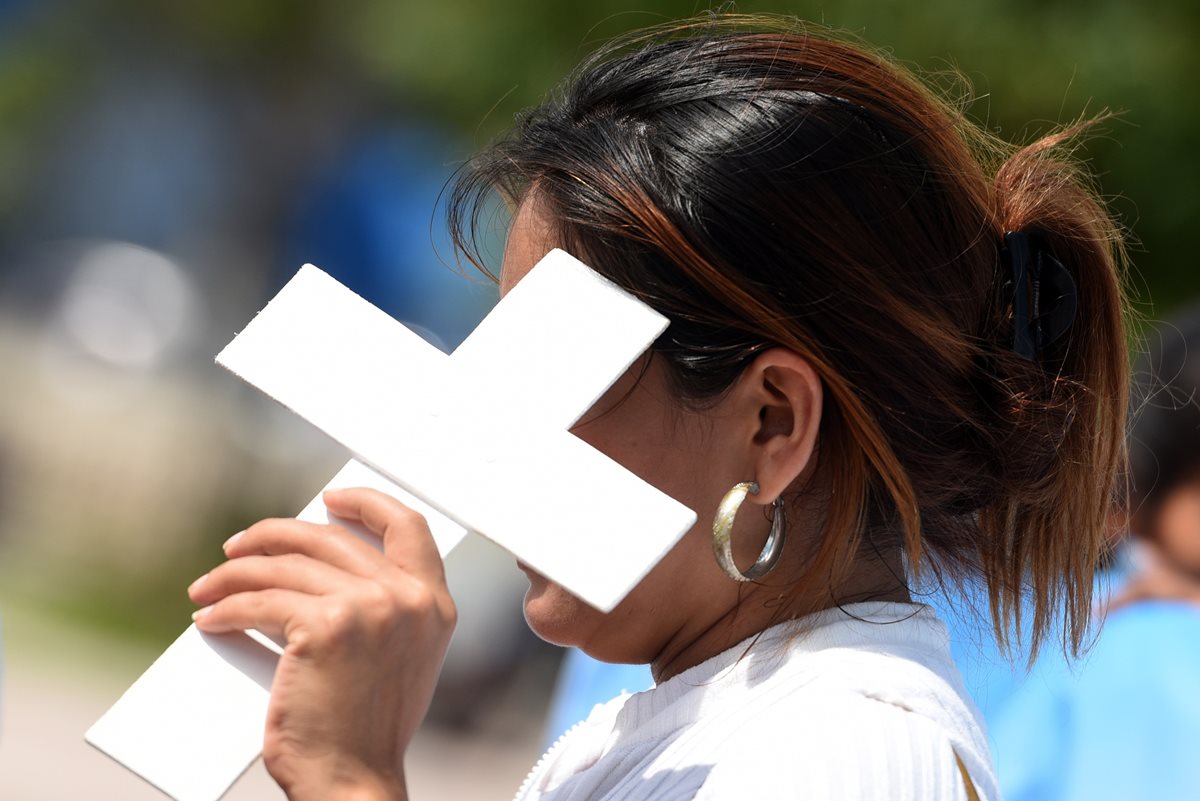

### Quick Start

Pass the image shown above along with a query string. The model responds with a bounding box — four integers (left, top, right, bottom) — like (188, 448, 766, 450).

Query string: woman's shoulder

(693, 603, 998, 799)
(695, 690, 991, 801)
(663, 603, 998, 799)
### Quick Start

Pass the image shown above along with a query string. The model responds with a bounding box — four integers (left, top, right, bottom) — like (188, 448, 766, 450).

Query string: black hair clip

(1004, 230, 1078, 360)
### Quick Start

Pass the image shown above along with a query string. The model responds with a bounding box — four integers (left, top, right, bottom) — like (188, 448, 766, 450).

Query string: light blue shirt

(991, 601, 1200, 801)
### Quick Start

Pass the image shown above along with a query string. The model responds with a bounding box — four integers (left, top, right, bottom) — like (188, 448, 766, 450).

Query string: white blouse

(513, 602, 998, 801)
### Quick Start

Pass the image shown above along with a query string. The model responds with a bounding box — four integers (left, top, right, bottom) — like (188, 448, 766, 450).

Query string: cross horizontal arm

(217, 259, 696, 611)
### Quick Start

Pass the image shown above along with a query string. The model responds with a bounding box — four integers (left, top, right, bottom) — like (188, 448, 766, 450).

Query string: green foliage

(0, 26, 82, 219)
(0, 493, 275, 646)
(2, 0, 1192, 309)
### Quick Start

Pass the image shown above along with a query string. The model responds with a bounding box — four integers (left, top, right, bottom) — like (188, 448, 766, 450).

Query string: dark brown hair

(448, 15, 1129, 659)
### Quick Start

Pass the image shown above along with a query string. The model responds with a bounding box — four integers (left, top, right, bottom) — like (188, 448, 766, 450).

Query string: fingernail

(223, 531, 244, 552)
(192, 606, 212, 621)
(188, 574, 208, 593)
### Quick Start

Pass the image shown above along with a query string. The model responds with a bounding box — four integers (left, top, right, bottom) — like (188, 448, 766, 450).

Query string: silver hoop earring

(712, 481, 787, 582)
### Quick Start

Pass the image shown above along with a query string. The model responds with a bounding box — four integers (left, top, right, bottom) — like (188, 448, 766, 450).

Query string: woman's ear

(734, 348, 823, 505)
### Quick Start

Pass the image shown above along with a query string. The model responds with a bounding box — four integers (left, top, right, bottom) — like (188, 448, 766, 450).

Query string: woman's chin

(521, 575, 598, 648)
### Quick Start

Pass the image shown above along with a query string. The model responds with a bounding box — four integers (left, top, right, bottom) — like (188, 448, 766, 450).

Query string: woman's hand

(187, 488, 456, 801)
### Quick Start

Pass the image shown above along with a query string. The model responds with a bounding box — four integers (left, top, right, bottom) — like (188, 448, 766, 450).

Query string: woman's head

(498, 197, 828, 673)
(451, 16, 1129, 660)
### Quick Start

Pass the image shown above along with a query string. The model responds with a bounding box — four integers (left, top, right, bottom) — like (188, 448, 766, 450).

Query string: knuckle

(403, 584, 437, 616)
(357, 583, 403, 633)
(321, 530, 356, 557)
(244, 517, 285, 539)
(276, 552, 309, 574)
(238, 519, 280, 553)
(439, 596, 459, 629)
(260, 736, 299, 789)
(315, 600, 359, 643)
(401, 583, 452, 628)
(282, 624, 316, 654)
(198, 596, 236, 628)
(359, 580, 395, 611)
(396, 504, 425, 524)
(389, 505, 428, 532)
(261, 738, 282, 772)
(243, 518, 316, 554)
(242, 592, 270, 617)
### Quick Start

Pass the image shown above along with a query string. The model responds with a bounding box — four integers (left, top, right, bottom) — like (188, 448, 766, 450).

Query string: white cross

(87, 249, 697, 801)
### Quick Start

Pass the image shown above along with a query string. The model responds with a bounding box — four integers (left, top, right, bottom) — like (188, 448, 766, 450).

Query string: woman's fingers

(193, 569, 454, 666)
(226, 517, 383, 577)
(226, 490, 445, 582)
(193, 491, 452, 635)
(193, 587, 314, 641)
(323, 487, 445, 578)
(189, 554, 351, 607)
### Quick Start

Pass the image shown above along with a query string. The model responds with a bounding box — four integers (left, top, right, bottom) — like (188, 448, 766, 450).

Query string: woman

(187, 16, 1128, 801)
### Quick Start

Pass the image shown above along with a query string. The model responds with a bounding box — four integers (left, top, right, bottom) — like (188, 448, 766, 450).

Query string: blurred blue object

(991, 600, 1200, 801)
(543, 648, 653, 746)
(28, 65, 234, 252)
(0, 0, 31, 23)
(285, 127, 493, 350)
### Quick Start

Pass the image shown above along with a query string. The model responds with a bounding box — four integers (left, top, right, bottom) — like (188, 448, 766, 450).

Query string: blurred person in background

(1117, 308, 1200, 611)
(186, 16, 1131, 801)
(989, 307, 1200, 801)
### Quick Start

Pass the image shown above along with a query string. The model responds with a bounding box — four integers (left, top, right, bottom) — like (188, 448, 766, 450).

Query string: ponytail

(980, 120, 1130, 658)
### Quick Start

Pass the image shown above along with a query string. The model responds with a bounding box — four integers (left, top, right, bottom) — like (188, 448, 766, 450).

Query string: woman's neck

(649, 553, 912, 683)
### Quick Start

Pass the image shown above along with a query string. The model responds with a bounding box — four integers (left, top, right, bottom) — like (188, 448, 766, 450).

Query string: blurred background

(0, 1, 1195, 799)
